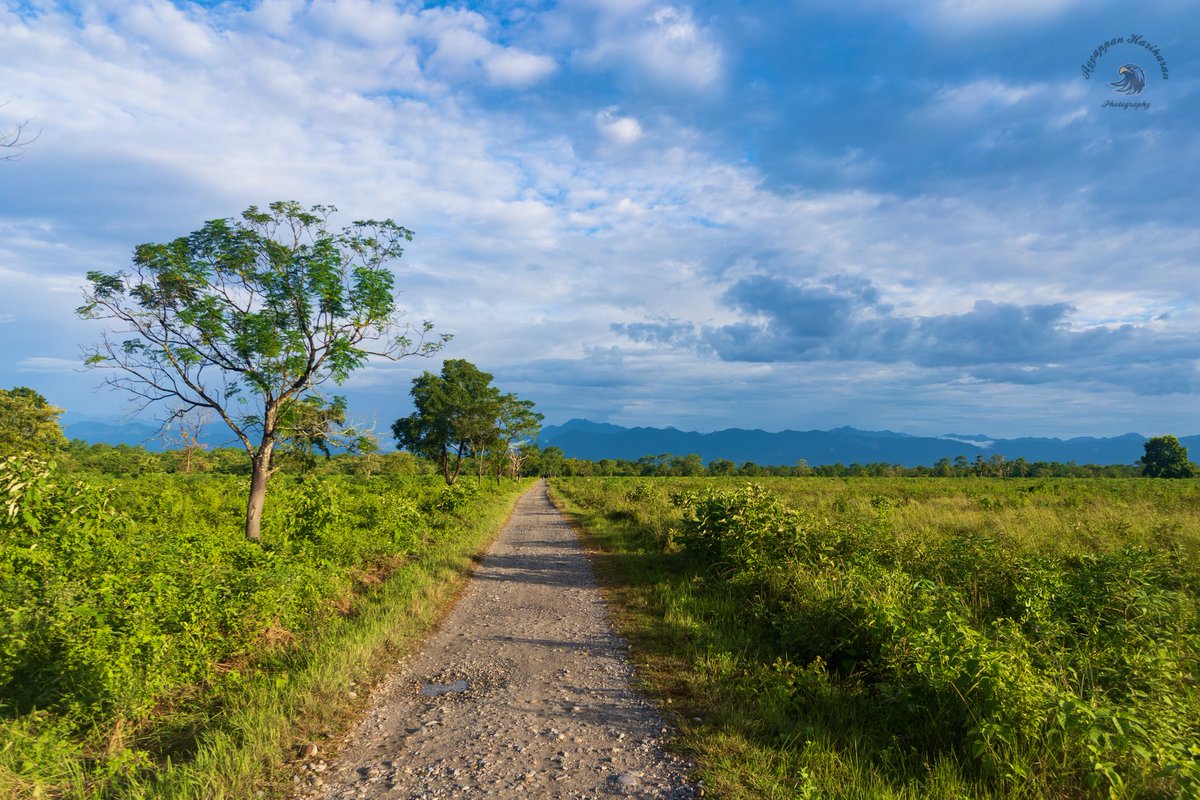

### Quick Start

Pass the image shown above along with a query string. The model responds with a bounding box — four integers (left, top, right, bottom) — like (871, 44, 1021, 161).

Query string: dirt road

(297, 481, 697, 799)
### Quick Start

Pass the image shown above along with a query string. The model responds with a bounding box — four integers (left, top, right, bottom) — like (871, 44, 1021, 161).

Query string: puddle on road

(421, 679, 468, 697)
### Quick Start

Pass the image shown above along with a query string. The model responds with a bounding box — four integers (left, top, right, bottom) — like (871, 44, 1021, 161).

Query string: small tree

(540, 445, 565, 478)
(164, 408, 212, 474)
(79, 201, 448, 540)
(392, 360, 540, 486)
(493, 395, 543, 482)
(0, 387, 66, 457)
(1139, 435, 1195, 478)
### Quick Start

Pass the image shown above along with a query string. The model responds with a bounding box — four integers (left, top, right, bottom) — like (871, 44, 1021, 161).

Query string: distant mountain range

(65, 420, 237, 451)
(538, 419, 1200, 468)
(65, 417, 1199, 468)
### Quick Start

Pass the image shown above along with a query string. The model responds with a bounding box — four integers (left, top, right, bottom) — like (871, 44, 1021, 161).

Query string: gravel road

(294, 480, 698, 799)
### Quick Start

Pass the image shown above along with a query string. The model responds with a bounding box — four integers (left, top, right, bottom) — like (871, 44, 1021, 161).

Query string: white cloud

(420, 6, 557, 87)
(0, 1, 1195, 435)
(16, 357, 79, 374)
(577, 4, 723, 90)
(484, 49, 557, 87)
(841, 0, 1084, 30)
(926, 79, 1042, 118)
(596, 107, 643, 144)
(923, 0, 1081, 27)
(118, 0, 218, 60)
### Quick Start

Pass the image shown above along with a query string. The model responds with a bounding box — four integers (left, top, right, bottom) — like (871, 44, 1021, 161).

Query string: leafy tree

(393, 362, 540, 485)
(540, 446, 565, 478)
(669, 453, 705, 476)
(493, 395, 543, 482)
(1139, 435, 1195, 478)
(707, 458, 736, 476)
(0, 387, 66, 457)
(78, 201, 447, 540)
(392, 359, 499, 486)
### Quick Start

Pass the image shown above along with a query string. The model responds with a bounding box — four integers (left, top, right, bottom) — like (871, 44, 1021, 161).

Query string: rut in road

(297, 480, 698, 800)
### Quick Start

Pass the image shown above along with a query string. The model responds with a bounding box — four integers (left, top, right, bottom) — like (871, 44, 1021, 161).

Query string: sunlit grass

(0, 461, 532, 799)
(551, 476, 1200, 799)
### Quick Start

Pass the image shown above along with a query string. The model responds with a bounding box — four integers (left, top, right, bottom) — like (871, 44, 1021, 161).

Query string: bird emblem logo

(1109, 63, 1146, 95)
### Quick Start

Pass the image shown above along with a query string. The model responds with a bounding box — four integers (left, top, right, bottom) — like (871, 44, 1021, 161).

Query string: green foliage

(78, 201, 448, 540)
(0, 454, 522, 795)
(554, 476, 1200, 799)
(1140, 435, 1195, 478)
(393, 359, 499, 485)
(0, 387, 66, 458)
(392, 359, 541, 486)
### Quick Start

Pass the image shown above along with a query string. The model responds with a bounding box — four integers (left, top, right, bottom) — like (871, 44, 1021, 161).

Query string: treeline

(52, 439, 435, 477)
(539, 450, 1144, 478)
(36, 442, 1152, 480)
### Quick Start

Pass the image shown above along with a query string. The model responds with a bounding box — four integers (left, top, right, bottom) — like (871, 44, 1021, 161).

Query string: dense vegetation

(536, 450, 1146, 478)
(1, 454, 530, 798)
(551, 477, 1200, 799)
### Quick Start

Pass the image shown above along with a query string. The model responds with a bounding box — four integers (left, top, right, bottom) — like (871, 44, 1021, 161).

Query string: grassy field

(1, 454, 532, 799)
(550, 477, 1200, 799)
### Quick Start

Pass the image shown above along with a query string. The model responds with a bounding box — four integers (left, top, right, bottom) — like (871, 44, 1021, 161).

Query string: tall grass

(1, 454, 532, 798)
(551, 477, 1200, 799)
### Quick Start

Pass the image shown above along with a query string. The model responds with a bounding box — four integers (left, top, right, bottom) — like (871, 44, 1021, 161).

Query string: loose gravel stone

(297, 481, 696, 800)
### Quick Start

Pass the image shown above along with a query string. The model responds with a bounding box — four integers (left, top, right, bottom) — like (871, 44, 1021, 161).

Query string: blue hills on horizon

(63, 417, 1199, 468)
(538, 419, 1199, 468)
(64, 420, 239, 451)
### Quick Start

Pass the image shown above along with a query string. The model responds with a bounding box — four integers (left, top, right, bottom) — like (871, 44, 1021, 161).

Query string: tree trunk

(245, 441, 274, 542)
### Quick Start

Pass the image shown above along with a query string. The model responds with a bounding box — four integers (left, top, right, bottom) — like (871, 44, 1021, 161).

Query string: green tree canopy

(392, 359, 498, 485)
(1139, 435, 1195, 478)
(492, 395, 544, 482)
(0, 387, 66, 457)
(79, 201, 447, 540)
(391, 359, 541, 485)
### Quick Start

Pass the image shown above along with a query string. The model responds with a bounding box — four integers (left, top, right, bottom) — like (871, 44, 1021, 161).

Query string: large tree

(79, 201, 448, 540)
(1139, 435, 1195, 478)
(0, 387, 66, 457)
(392, 359, 498, 486)
(391, 360, 540, 486)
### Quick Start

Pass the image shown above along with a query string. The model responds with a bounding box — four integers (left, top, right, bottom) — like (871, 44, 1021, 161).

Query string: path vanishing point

(295, 481, 699, 800)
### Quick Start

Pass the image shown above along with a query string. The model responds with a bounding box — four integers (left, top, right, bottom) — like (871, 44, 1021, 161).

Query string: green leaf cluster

(392, 359, 541, 486)
(0, 387, 66, 458)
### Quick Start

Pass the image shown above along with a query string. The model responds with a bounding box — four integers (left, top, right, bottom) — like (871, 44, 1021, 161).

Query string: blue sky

(1, 0, 1197, 439)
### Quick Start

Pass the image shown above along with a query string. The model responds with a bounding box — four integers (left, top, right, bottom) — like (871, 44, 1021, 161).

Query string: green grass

(1, 454, 533, 799)
(550, 476, 1200, 800)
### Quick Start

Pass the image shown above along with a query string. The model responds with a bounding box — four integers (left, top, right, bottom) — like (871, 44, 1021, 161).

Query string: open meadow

(1, 455, 532, 799)
(550, 476, 1200, 799)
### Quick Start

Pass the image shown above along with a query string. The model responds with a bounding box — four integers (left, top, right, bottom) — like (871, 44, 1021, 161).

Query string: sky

(1, 0, 1198, 440)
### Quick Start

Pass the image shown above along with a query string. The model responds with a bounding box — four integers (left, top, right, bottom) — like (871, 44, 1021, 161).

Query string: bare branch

(1, 114, 39, 162)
